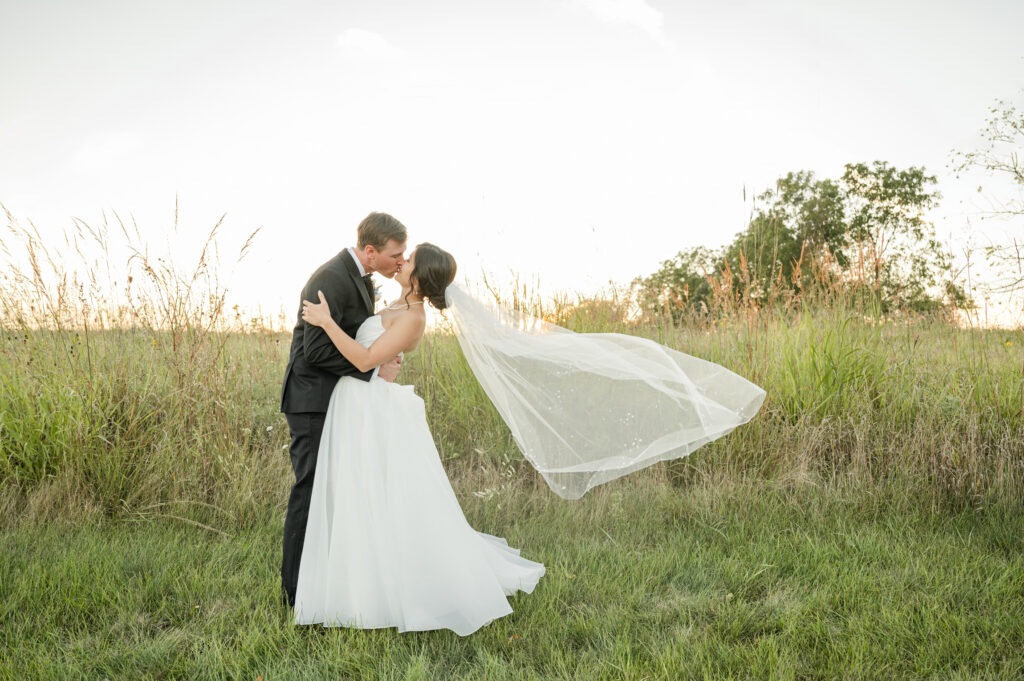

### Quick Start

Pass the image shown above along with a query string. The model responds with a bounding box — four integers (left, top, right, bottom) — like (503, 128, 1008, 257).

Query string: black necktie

(362, 274, 374, 301)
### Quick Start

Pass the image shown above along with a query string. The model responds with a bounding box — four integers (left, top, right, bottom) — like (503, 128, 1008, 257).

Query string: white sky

(2, 0, 1022, 324)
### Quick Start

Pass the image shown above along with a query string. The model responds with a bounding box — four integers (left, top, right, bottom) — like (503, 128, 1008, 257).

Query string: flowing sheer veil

(445, 283, 767, 500)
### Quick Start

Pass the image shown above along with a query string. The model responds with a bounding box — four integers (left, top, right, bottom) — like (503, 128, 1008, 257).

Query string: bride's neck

(398, 287, 424, 304)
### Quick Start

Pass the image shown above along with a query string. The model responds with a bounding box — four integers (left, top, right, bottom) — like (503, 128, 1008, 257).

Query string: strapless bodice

(355, 314, 385, 348)
(355, 315, 403, 362)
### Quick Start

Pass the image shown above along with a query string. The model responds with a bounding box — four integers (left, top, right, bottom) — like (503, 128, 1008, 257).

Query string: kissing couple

(279, 211, 767, 636)
(279, 212, 544, 636)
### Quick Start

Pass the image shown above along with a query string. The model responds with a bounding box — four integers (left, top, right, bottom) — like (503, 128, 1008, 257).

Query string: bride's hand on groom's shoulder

(302, 291, 332, 328)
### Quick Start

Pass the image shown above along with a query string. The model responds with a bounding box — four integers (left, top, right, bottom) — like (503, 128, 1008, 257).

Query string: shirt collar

(348, 247, 368, 277)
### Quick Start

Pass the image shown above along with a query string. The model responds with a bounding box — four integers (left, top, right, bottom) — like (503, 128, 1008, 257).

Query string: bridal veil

(445, 284, 766, 500)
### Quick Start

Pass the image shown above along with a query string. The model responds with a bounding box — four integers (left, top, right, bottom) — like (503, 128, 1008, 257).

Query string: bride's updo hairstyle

(410, 243, 457, 310)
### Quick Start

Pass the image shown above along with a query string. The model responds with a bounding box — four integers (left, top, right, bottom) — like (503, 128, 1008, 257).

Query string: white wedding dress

(293, 315, 545, 635)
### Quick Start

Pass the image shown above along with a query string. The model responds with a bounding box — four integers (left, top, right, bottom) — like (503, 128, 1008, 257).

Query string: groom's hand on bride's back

(378, 356, 402, 383)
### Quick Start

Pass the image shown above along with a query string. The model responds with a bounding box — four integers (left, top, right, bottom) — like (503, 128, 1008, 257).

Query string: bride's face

(395, 249, 416, 289)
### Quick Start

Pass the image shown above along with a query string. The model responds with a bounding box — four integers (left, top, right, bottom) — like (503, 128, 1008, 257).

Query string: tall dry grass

(2, 208, 1022, 531)
(0, 206, 281, 528)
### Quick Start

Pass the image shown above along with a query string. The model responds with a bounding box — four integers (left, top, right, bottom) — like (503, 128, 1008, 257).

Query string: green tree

(633, 246, 719, 322)
(722, 171, 847, 300)
(841, 161, 956, 310)
(636, 161, 965, 319)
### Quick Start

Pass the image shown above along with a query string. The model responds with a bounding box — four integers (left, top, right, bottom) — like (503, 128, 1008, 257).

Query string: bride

(293, 243, 545, 636)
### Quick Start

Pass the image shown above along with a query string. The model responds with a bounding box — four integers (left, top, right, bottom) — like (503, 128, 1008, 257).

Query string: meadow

(1, 217, 1023, 679)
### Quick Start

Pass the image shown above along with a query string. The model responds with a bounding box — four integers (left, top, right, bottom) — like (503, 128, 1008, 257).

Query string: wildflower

(266, 425, 273, 432)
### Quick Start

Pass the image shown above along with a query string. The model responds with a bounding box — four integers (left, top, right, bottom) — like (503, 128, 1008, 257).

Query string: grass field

(2, 218, 1023, 679)
(4, 477, 1023, 680)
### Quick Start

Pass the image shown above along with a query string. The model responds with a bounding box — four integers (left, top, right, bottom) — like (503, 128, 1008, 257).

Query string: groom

(279, 211, 407, 607)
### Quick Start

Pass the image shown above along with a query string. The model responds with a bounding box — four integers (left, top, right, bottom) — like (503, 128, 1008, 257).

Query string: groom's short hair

(357, 212, 407, 250)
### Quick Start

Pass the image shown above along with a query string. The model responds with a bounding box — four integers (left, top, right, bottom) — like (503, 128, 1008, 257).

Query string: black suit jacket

(280, 249, 375, 414)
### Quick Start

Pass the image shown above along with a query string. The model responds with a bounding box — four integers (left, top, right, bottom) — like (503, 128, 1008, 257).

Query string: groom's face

(367, 239, 407, 278)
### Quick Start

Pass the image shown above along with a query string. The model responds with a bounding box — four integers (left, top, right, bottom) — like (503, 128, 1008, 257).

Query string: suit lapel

(341, 250, 374, 316)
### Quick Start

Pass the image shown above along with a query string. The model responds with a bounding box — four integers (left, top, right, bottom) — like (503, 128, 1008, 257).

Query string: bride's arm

(302, 291, 422, 373)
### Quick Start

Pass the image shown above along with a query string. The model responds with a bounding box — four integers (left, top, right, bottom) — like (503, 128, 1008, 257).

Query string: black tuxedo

(280, 249, 375, 413)
(279, 249, 374, 606)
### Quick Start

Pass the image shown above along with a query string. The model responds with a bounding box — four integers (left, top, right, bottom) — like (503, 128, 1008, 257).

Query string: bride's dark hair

(409, 243, 457, 310)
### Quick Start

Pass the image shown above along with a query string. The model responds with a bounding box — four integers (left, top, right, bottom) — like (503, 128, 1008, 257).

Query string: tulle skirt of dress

(293, 376, 545, 636)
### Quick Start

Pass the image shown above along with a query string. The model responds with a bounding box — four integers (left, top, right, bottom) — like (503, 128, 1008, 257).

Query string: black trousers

(281, 411, 327, 606)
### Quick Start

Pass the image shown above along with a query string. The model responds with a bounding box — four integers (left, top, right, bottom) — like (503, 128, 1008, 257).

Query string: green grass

(3, 478, 1023, 680)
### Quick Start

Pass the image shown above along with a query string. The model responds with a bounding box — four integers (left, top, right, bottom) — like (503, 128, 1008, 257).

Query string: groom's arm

(301, 271, 374, 382)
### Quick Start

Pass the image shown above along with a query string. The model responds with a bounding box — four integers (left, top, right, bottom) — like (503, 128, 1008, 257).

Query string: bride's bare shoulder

(381, 308, 425, 337)
(386, 309, 425, 351)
